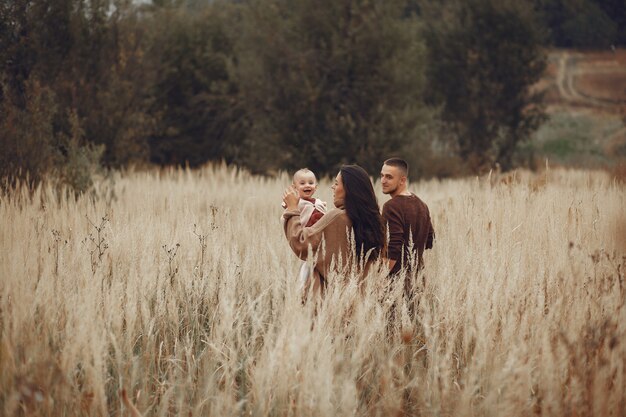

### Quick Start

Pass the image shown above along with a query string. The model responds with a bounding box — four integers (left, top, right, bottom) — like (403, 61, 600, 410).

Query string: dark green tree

(0, 0, 75, 188)
(535, 0, 617, 48)
(146, 5, 245, 166)
(592, 0, 626, 45)
(0, 0, 154, 190)
(236, 0, 429, 176)
(422, 0, 547, 172)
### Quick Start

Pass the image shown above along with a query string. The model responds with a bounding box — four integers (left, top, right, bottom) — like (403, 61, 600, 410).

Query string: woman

(282, 164, 385, 297)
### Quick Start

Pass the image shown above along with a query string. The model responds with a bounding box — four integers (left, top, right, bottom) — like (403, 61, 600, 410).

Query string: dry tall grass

(1, 165, 625, 416)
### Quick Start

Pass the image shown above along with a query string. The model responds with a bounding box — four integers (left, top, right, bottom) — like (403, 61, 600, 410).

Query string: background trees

(146, 4, 245, 167)
(2, 0, 623, 190)
(422, 0, 547, 172)
(535, 0, 624, 48)
(235, 0, 429, 176)
(0, 0, 153, 190)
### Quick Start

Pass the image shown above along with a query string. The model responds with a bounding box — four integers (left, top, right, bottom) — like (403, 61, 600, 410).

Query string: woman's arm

(283, 208, 343, 261)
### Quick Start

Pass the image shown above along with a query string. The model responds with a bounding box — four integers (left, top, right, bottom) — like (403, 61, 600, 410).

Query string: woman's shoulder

(313, 208, 349, 228)
(324, 207, 347, 218)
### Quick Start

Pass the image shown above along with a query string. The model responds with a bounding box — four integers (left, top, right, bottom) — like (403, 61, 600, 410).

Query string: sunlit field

(1, 165, 625, 416)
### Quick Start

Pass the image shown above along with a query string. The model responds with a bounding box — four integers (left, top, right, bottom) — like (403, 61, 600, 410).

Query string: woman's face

(331, 172, 345, 208)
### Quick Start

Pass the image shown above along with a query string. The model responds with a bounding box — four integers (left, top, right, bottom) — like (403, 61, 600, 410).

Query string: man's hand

(283, 186, 299, 210)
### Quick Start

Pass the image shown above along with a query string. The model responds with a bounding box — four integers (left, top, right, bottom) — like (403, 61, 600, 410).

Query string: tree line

(1, 0, 623, 191)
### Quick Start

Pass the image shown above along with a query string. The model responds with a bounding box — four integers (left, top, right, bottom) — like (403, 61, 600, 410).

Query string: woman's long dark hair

(340, 165, 385, 262)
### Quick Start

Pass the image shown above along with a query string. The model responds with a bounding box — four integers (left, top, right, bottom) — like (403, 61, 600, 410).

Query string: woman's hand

(283, 186, 299, 210)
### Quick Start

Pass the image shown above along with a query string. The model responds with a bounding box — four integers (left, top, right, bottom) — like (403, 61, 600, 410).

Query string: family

(282, 158, 435, 299)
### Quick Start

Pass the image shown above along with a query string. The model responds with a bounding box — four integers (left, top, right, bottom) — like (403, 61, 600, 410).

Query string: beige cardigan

(283, 208, 353, 296)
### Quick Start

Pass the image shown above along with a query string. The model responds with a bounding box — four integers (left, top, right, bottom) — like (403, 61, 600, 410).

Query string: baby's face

(294, 172, 317, 199)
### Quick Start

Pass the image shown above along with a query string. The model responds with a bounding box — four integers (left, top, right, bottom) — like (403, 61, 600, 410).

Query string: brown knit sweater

(382, 193, 434, 275)
(283, 208, 353, 295)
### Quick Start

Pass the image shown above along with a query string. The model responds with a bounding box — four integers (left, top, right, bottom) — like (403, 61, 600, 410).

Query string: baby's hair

(293, 168, 316, 183)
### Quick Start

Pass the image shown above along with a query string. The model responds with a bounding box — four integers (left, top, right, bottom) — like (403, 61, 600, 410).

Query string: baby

(282, 168, 327, 288)
(289, 168, 326, 226)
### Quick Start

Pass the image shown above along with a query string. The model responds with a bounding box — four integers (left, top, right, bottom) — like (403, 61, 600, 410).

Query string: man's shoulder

(382, 197, 403, 221)
(408, 192, 429, 206)
(384, 194, 430, 215)
(382, 196, 400, 209)
(383, 194, 418, 209)
(401, 193, 430, 208)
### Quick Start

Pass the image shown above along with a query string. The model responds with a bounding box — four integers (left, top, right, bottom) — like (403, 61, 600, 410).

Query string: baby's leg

(298, 262, 312, 290)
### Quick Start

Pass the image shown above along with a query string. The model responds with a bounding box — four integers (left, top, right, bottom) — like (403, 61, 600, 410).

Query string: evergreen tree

(146, 5, 244, 166)
(535, 0, 617, 48)
(0, 0, 153, 189)
(422, 0, 547, 172)
(236, 0, 428, 175)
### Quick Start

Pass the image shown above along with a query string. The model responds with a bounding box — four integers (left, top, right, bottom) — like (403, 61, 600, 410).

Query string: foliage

(58, 110, 106, 194)
(422, 0, 547, 173)
(236, 0, 429, 176)
(524, 111, 625, 168)
(145, 4, 246, 167)
(594, 0, 626, 45)
(535, 0, 619, 48)
(8, 0, 625, 185)
(0, 79, 59, 188)
(0, 0, 153, 191)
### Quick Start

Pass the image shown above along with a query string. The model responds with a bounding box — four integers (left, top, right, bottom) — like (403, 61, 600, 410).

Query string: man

(380, 158, 434, 281)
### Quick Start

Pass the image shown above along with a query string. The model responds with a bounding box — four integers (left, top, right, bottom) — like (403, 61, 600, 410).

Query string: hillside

(544, 49, 626, 110)
(529, 49, 626, 167)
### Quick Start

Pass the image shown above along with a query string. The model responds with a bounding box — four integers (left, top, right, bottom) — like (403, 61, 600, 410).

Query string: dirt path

(555, 51, 619, 108)
(552, 50, 626, 149)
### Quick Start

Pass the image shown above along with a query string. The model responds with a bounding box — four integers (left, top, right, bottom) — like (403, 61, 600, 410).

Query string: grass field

(1, 165, 625, 416)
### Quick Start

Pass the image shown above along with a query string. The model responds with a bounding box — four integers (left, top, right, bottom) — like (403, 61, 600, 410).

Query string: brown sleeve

(426, 219, 435, 250)
(284, 209, 340, 261)
(283, 211, 317, 261)
(382, 202, 404, 261)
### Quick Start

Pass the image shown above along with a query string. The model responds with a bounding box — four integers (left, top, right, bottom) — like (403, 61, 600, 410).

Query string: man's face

(380, 164, 405, 196)
(294, 171, 317, 198)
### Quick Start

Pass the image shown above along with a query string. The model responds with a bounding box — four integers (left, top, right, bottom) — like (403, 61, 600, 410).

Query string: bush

(536, 0, 619, 48)
(0, 0, 154, 190)
(422, 0, 547, 173)
(0, 81, 104, 194)
(236, 0, 429, 176)
(0, 79, 58, 189)
(146, 5, 244, 167)
(58, 110, 105, 194)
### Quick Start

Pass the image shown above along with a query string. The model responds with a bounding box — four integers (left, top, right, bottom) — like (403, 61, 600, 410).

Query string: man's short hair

(384, 158, 409, 177)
